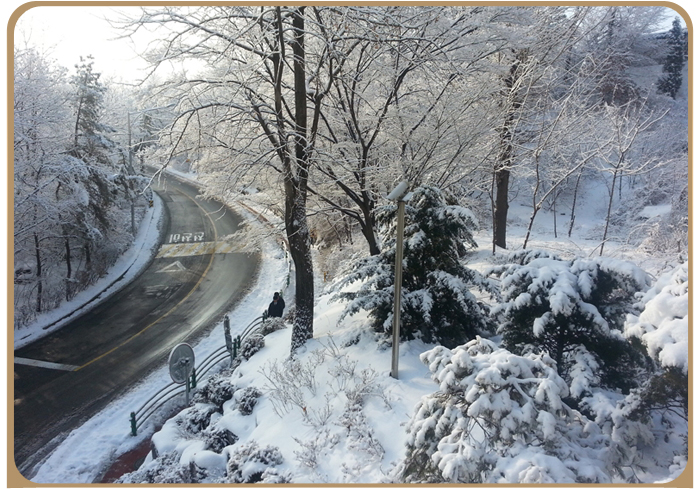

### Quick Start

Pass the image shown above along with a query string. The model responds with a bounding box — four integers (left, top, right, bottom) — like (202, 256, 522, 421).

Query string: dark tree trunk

(600, 168, 620, 257)
(84, 242, 91, 270)
(493, 166, 510, 250)
(65, 237, 72, 301)
(568, 169, 583, 237)
(34, 233, 43, 313)
(359, 203, 381, 256)
(493, 56, 524, 251)
(287, 7, 314, 352)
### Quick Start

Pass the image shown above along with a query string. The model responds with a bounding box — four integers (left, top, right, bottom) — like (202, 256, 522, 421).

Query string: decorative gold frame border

(5, 1, 693, 487)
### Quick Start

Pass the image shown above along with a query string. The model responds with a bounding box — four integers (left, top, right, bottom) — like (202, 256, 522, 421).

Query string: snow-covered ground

(17, 170, 688, 485)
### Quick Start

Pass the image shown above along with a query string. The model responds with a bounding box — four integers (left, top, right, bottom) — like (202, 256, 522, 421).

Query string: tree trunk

(600, 168, 620, 256)
(493, 56, 524, 251)
(65, 236, 72, 301)
(34, 232, 43, 313)
(568, 169, 583, 237)
(359, 203, 381, 256)
(493, 166, 510, 250)
(287, 7, 314, 352)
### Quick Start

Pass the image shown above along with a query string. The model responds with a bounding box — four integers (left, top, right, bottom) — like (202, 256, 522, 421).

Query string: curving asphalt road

(13, 172, 260, 480)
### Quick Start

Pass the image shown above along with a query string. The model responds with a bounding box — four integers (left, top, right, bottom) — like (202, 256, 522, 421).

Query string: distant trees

(13, 48, 144, 327)
(657, 18, 687, 100)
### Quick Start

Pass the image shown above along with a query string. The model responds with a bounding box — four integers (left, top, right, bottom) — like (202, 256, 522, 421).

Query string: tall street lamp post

(387, 181, 411, 379)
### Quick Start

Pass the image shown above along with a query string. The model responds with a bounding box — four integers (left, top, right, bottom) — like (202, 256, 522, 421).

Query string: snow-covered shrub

(335, 186, 495, 347)
(174, 404, 218, 435)
(259, 316, 286, 336)
(593, 262, 689, 479)
(240, 333, 265, 360)
(235, 386, 262, 415)
(201, 424, 238, 453)
(116, 451, 204, 484)
(489, 252, 651, 396)
(625, 262, 688, 378)
(259, 357, 320, 417)
(397, 337, 613, 484)
(225, 442, 287, 483)
(192, 373, 236, 411)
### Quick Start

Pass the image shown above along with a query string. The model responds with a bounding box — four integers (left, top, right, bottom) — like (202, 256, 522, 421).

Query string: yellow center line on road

(76, 188, 219, 371)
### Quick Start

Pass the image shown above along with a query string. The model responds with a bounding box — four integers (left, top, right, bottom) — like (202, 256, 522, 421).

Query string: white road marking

(15, 357, 80, 371)
(157, 261, 188, 273)
(156, 241, 241, 258)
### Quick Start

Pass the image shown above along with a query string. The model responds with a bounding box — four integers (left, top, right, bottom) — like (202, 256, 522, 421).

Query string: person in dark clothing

(268, 292, 285, 318)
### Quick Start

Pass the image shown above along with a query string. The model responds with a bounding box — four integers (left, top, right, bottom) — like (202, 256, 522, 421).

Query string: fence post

(190, 366, 197, 389)
(223, 315, 233, 362)
(130, 412, 137, 436)
(233, 335, 240, 359)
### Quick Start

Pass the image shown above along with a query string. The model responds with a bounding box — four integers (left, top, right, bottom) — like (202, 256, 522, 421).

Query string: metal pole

(390, 199, 406, 379)
(223, 315, 233, 363)
(130, 412, 137, 436)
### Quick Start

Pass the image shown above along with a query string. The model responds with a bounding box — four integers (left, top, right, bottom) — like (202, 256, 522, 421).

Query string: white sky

(11, 5, 151, 82)
(6, 1, 695, 83)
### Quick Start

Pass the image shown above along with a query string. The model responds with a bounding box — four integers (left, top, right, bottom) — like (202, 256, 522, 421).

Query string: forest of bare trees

(15, 6, 688, 343)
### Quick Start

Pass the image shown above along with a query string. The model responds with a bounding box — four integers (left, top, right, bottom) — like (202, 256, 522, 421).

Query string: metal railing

(129, 313, 269, 436)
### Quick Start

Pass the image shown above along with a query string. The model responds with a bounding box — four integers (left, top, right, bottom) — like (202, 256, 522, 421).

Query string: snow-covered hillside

(25, 169, 688, 485)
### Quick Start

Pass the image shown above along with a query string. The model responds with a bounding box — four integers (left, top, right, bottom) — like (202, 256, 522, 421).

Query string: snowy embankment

(27, 170, 292, 483)
(30, 169, 440, 484)
(26, 170, 687, 484)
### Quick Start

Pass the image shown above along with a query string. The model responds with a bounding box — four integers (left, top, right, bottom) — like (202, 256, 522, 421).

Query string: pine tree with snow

(335, 186, 494, 347)
(608, 262, 688, 476)
(489, 251, 652, 399)
(397, 337, 614, 484)
(657, 18, 686, 100)
(70, 56, 117, 164)
(623, 261, 688, 419)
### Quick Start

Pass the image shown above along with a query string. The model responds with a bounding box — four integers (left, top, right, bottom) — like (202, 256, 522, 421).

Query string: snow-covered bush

(240, 333, 265, 360)
(259, 316, 286, 336)
(202, 424, 238, 453)
(235, 386, 262, 415)
(116, 451, 205, 484)
(625, 261, 688, 378)
(594, 262, 689, 479)
(192, 373, 236, 410)
(335, 186, 494, 347)
(225, 442, 288, 483)
(397, 337, 613, 484)
(489, 252, 651, 397)
(173, 404, 218, 436)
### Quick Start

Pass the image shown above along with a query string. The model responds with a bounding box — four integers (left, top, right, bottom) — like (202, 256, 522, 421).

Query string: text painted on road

(156, 241, 242, 258)
(168, 232, 205, 244)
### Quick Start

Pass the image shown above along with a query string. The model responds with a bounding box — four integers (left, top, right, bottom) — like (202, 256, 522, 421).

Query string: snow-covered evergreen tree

(617, 262, 687, 469)
(657, 18, 686, 100)
(397, 337, 614, 483)
(335, 186, 494, 347)
(488, 251, 652, 399)
(70, 56, 117, 164)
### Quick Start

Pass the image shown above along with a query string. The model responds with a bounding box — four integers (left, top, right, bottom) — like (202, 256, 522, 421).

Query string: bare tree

(124, 6, 356, 351)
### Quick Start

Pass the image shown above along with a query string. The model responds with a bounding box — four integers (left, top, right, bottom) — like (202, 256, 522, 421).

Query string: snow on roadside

(128, 286, 437, 484)
(28, 171, 292, 483)
(30, 228, 289, 484)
